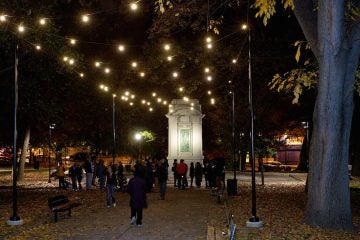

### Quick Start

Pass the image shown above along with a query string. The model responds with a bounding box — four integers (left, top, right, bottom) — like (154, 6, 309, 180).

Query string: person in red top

(176, 159, 188, 189)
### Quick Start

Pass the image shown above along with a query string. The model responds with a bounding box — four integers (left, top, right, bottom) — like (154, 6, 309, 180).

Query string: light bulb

(130, 3, 138, 11)
(118, 45, 125, 52)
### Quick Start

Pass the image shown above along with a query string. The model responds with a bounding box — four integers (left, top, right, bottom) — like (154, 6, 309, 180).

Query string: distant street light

(134, 132, 142, 161)
(48, 123, 55, 183)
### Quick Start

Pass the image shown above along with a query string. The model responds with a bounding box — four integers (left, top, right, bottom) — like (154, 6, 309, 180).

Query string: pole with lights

(7, 43, 23, 226)
(48, 123, 55, 183)
(243, 22, 263, 228)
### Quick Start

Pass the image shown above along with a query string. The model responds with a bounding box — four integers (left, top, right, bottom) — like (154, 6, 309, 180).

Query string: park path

(6, 186, 223, 240)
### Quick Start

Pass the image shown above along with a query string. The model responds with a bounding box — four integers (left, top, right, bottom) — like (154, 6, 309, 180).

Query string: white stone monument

(166, 99, 204, 165)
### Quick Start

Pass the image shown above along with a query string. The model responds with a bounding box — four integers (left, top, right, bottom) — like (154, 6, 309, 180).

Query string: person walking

(83, 157, 93, 191)
(157, 158, 168, 200)
(194, 162, 203, 188)
(106, 164, 117, 208)
(189, 162, 195, 187)
(127, 168, 147, 226)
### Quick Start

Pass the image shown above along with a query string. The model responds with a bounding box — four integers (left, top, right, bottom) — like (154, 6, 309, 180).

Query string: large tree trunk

(304, 0, 354, 230)
(17, 127, 31, 181)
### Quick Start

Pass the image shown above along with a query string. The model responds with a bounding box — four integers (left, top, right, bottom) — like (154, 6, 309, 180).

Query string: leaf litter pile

(0, 171, 359, 239)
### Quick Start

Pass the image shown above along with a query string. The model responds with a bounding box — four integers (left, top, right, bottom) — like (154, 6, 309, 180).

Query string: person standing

(69, 163, 78, 191)
(83, 157, 93, 191)
(106, 164, 117, 208)
(171, 159, 178, 187)
(189, 162, 195, 187)
(194, 162, 203, 188)
(127, 168, 147, 226)
(96, 159, 106, 189)
(57, 162, 66, 189)
(157, 158, 168, 200)
(76, 163, 83, 190)
(176, 159, 188, 190)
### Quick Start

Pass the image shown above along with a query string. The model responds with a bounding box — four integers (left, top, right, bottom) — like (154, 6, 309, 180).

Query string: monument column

(166, 99, 204, 166)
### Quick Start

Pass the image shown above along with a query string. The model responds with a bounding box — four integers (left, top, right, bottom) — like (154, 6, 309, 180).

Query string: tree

(254, 0, 360, 229)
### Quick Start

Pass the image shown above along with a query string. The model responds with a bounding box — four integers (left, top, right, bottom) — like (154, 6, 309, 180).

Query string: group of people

(171, 157, 226, 190)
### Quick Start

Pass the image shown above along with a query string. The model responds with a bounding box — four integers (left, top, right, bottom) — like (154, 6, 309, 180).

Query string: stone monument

(166, 99, 204, 165)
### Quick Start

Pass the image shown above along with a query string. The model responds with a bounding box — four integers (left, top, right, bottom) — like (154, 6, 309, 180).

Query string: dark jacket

(127, 176, 147, 209)
(157, 163, 168, 183)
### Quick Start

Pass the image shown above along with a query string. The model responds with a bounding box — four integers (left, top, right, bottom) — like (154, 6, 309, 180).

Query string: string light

(104, 68, 111, 74)
(0, 15, 7, 22)
(241, 24, 248, 30)
(69, 38, 77, 45)
(147, 102, 151, 106)
(130, 2, 138, 11)
(172, 72, 178, 78)
(63, 56, 69, 62)
(152, 92, 156, 97)
(164, 44, 171, 51)
(118, 45, 125, 52)
(206, 76, 212, 81)
(39, 18, 46, 25)
(129, 102, 134, 106)
(206, 43, 212, 49)
(69, 59, 75, 65)
(131, 61, 137, 68)
(210, 98, 215, 104)
(139, 72, 145, 77)
(141, 100, 146, 104)
(80, 73, 85, 78)
(18, 24, 25, 33)
(207, 90, 212, 95)
(232, 59, 237, 64)
(149, 107, 153, 112)
(35, 45, 41, 51)
(204, 67, 210, 73)
(95, 61, 101, 67)
(178, 87, 184, 92)
(82, 14, 90, 23)
(205, 37, 212, 43)
(167, 56, 173, 61)
(163, 101, 167, 105)
(183, 96, 189, 102)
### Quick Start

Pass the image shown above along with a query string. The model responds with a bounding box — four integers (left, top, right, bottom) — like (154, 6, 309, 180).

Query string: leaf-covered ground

(0, 171, 359, 239)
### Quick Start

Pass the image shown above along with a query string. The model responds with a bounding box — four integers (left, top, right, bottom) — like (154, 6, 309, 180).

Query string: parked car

(262, 161, 292, 172)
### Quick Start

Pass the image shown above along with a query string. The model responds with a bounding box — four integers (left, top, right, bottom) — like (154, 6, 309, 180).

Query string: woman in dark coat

(127, 168, 147, 226)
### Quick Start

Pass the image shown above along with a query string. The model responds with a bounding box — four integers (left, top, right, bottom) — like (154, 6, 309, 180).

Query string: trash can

(227, 179, 238, 196)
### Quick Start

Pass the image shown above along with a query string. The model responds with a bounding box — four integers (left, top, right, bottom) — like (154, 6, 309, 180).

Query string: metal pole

(232, 91, 236, 180)
(7, 44, 22, 225)
(112, 95, 116, 165)
(48, 124, 52, 183)
(246, 27, 262, 227)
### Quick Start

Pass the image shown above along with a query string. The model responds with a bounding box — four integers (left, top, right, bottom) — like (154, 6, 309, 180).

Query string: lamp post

(99, 85, 117, 165)
(7, 43, 23, 226)
(244, 23, 262, 228)
(48, 123, 55, 183)
(112, 94, 116, 165)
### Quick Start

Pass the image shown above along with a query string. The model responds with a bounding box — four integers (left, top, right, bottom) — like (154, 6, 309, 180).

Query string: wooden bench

(48, 195, 81, 222)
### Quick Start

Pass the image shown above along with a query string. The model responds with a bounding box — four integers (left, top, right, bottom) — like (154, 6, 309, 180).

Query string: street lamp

(134, 132, 142, 161)
(48, 123, 55, 183)
(244, 23, 263, 228)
